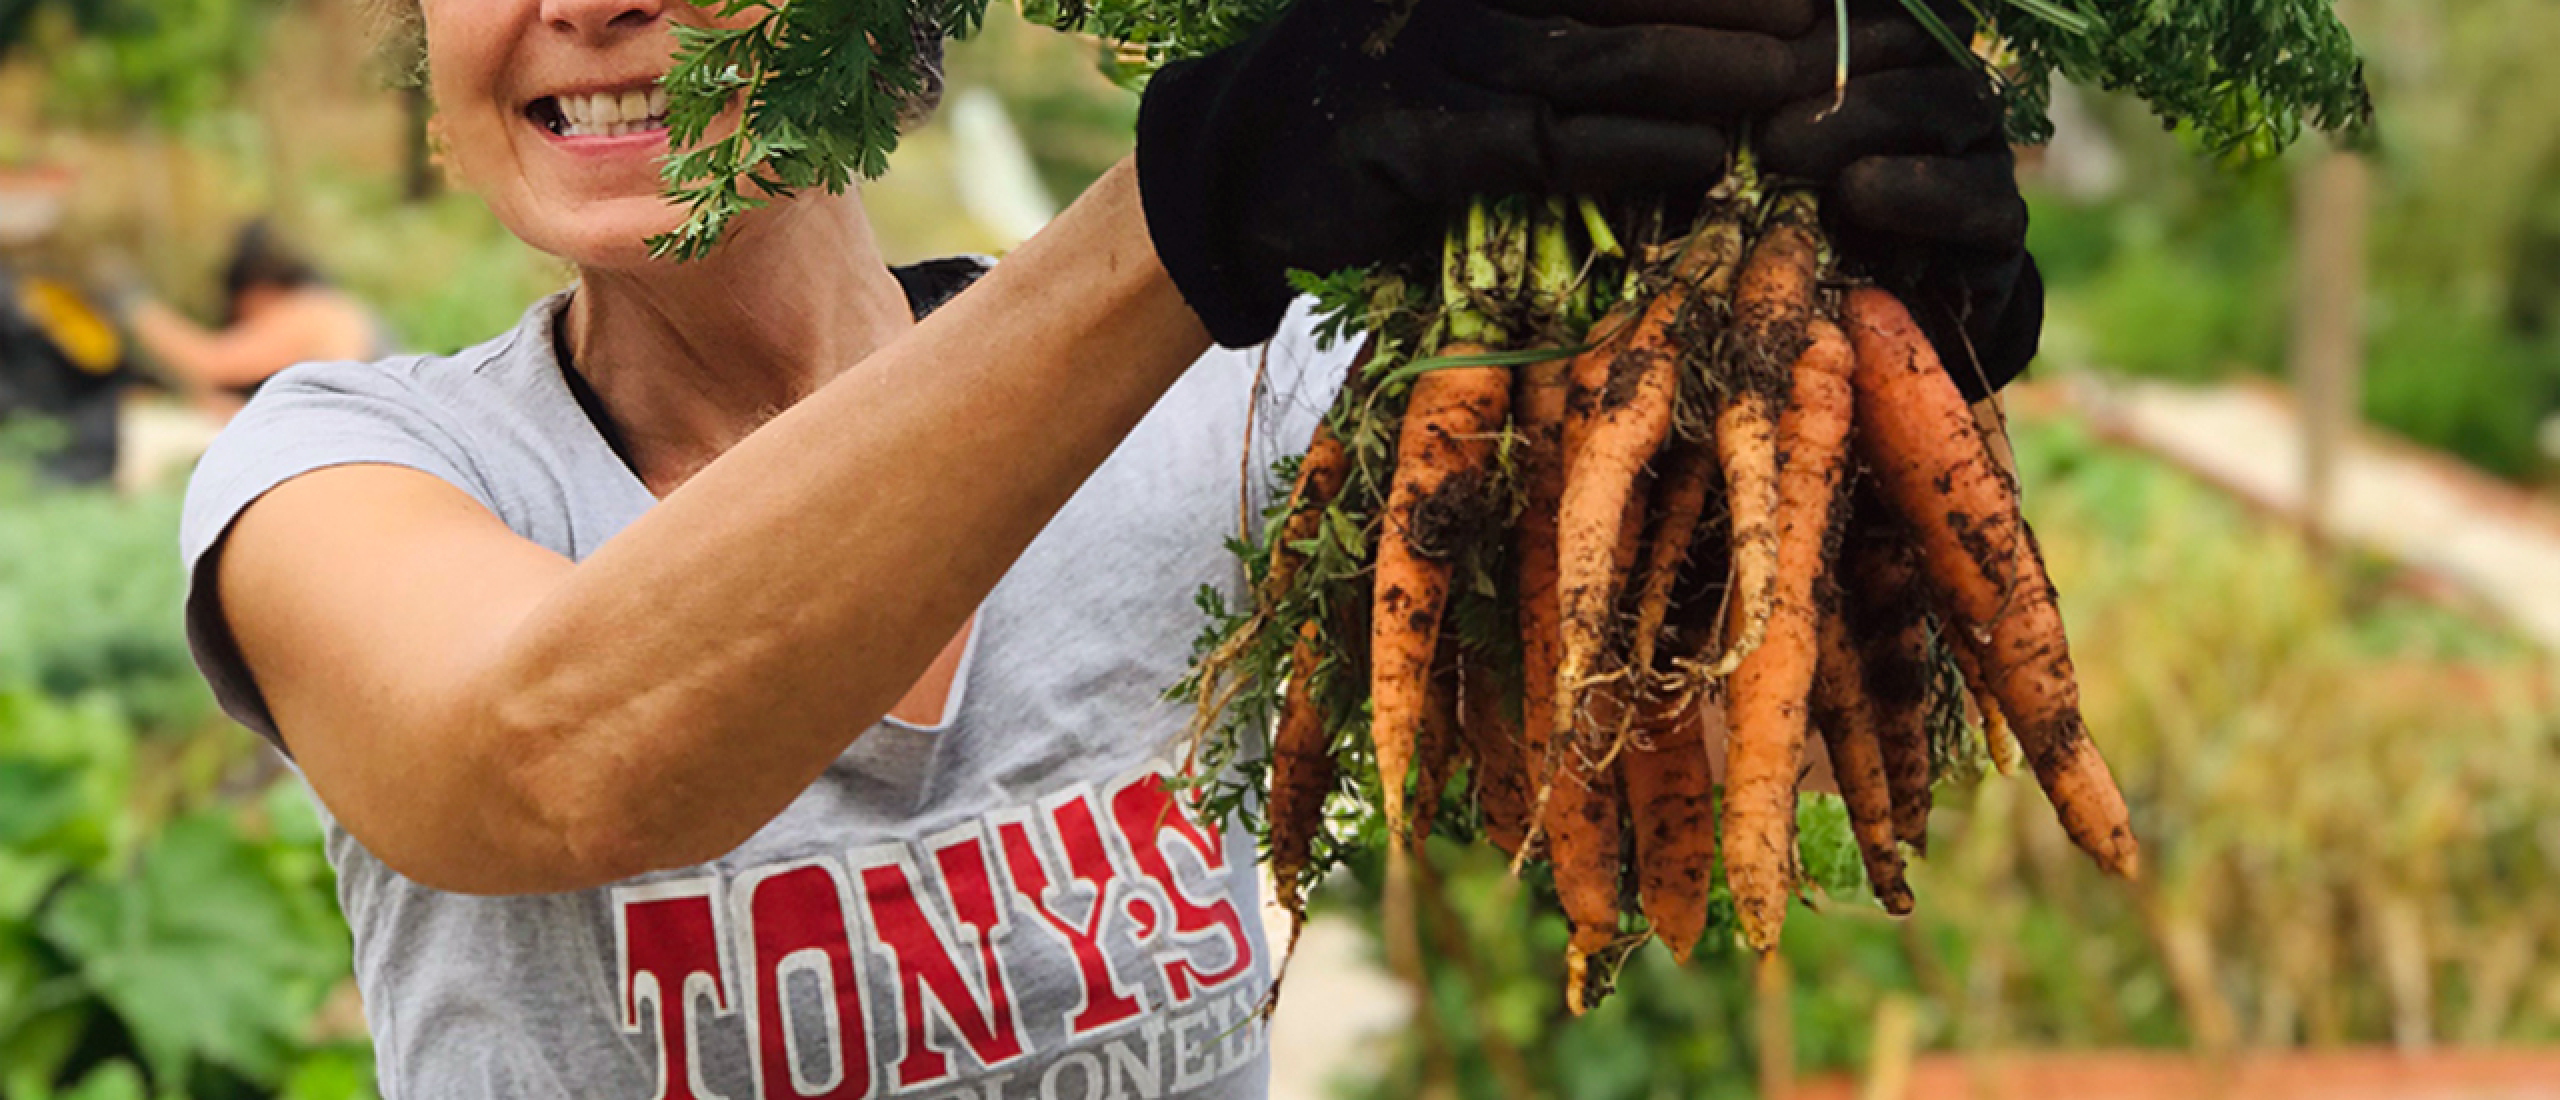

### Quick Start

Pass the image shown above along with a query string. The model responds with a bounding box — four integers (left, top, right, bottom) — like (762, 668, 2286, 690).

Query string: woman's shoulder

(186, 294, 575, 538)
(253, 292, 563, 407)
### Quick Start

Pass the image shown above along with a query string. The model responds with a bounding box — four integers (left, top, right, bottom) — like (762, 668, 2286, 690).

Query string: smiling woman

(173, 0, 2033, 1095)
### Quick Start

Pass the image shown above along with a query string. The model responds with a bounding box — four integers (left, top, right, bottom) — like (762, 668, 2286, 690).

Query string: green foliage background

(2034, 0, 2560, 480)
(0, 461, 368, 1100)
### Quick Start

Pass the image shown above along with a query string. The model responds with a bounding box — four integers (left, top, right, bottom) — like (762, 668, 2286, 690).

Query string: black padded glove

(1136, 0, 1936, 347)
(1757, 4, 2043, 399)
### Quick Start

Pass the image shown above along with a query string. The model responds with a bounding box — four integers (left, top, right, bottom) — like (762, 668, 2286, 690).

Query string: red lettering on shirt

(854, 829, 1029, 1091)
(615, 877, 735, 1100)
(993, 795, 1147, 1038)
(737, 860, 875, 1100)
(1105, 772, 1256, 1002)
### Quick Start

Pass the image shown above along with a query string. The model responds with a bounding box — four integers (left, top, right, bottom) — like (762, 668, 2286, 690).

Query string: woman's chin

(509, 195, 704, 274)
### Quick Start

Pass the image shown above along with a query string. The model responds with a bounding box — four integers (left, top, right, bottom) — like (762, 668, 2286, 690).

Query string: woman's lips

(542, 125, 671, 153)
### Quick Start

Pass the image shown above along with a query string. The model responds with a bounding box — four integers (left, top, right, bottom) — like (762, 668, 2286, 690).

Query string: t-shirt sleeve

(180, 358, 490, 748)
(1243, 299, 1360, 519)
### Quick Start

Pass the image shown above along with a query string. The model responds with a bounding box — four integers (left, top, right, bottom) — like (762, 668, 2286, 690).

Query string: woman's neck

(563, 193, 914, 493)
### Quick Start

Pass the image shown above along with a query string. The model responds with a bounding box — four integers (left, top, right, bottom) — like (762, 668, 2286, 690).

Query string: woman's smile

(524, 82, 671, 146)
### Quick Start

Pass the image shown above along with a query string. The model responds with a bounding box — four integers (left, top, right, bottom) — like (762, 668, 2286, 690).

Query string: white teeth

(546, 87, 669, 138)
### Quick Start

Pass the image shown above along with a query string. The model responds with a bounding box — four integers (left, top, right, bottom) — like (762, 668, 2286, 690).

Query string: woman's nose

(539, 0, 666, 44)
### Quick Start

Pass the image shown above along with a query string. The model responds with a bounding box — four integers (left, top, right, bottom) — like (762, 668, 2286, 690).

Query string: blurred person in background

(175, 0, 2039, 1094)
(0, 260, 132, 484)
(124, 220, 391, 419)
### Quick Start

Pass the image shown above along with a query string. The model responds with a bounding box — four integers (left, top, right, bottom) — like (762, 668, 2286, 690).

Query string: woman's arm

(130, 297, 326, 390)
(220, 160, 1213, 894)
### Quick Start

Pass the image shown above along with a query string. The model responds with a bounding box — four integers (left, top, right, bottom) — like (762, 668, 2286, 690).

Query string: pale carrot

(1707, 192, 1822, 680)
(1721, 319, 1857, 952)
(1946, 631, 2023, 776)
(1553, 218, 1748, 757)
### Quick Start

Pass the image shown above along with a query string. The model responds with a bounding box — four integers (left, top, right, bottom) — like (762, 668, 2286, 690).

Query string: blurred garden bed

(0, 454, 368, 1100)
(1797, 1048, 2560, 1100)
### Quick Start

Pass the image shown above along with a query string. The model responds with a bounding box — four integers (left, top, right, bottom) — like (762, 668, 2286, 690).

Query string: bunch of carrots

(643, 0, 2367, 1021)
(1185, 164, 2138, 1013)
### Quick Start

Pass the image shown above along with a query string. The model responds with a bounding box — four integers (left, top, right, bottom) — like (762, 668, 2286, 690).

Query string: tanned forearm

(470, 159, 1211, 885)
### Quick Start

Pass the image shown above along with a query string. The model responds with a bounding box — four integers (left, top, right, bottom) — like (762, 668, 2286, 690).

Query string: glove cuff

(1135, 58, 1297, 348)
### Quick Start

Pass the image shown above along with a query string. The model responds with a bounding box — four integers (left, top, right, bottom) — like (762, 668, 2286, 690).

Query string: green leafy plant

(0, 465, 215, 735)
(0, 690, 365, 1099)
(16, 0, 282, 126)
(649, 0, 993, 260)
(0, 458, 368, 1098)
(654, 0, 2371, 253)
(1926, 0, 2372, 159)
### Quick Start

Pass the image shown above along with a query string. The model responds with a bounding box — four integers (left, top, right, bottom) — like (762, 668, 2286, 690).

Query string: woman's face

(420, 0, 749, 270)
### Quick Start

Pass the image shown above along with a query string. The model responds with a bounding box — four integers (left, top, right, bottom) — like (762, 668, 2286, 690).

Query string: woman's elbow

(423, 690, 740, 894)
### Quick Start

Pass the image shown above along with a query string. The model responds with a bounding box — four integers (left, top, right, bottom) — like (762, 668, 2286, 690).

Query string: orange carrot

(1552, 219, 1748, 757)
(1556, 459, 1650, 1016)
(1558, 678, 1630, 1016)
(1373, 357, 1510, 839)
(1709, 192, 1821, 680)
(1460, 646, 1532, 857)
(1812, 587, 1915, 915)
(1269, 621, 1336, 919)
(1628, 438, 1718, 678)
(1413, 638, 1463, 843)
(1514, 334, 1586, 855)
(1844, 286, 2140, 879)
(1261, 421, 1351, 608)
(1721, 319, 1857, 952)
(1840, 513, 1936, 850)
(1624, 682, 1717, 959)
(1561, 302, 1645, 459)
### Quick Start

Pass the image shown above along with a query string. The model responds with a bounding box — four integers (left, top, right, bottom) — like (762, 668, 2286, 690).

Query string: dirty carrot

(1269, 621, 1336, 919)
(1513, 334, 1585, 855)
(1812, 586, 1915, 914)
(1707, 193, 1817, 678)
(1373, 357, 1510, 839)
(1841, 512, 1937, 849)
(1260, 420, 1351, 609)
(1413, 638, 1464, 843)
(1721, 318, 1857, 952)
(1460, 646, 1532, 857)
(1844, 286, 2140, 879)
(1558, 677, 1631, 1016)
(1628, 438, 1718, 678)
(1552, 218, 1748, 756)
(1624, 680, 1717, 960)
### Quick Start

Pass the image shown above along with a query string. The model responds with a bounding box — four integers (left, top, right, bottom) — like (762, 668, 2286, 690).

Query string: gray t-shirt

(179, 271, 1352, 1100)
